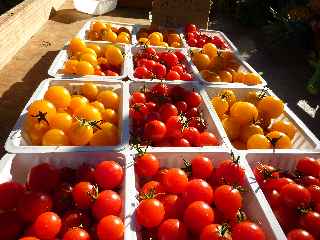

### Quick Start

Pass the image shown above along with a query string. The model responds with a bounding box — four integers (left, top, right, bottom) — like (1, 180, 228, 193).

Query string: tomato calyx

(256, 87, 268, 101)
(181, 159, 192, 176)
(87, 184, 99, 201)
(129, 133, 150, 156)
(296, 207, 313, 216)
(266, 135, 282, 149)
(235, 209, 247, 223)
(75, 116, 103, 130)
(256, 163, 280, 181)
(218, 223, 232, 236)
(230, 151, 241, 165)
(31, 111, 49, 125)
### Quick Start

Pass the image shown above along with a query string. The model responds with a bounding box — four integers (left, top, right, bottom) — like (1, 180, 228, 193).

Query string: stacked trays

(2, 20, 320, 240)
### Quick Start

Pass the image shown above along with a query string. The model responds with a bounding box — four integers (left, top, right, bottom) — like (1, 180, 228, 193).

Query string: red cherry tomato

(92, 190, 122, 220)
(197, 132, 219, 146)
(185, 24, 197, 33)
(231, 221, 266, 240)
(130, 92, 146, 104)
(191, 155, 213, 179)
(160, 194, 185, 219)
(161, 168, 188, 194)
(53, 183, 73, 213)
(72, 182, 95, 209)
(308, 185, 320, 204)
(63, 227, 90, 240)
(153, 63, 167, 79)
(171, 65, 184, 75)
(184, 179, 214, 205)
(188, 38, 198, 47)
(97, 215, 124, 240)
(216, 159, 245, 186)
(299, 211, 320, 237)
(76, 163, 95, 183)
(200, 224, 232, 240)
(144, 60, 156, 71)
(299, 176, 320, 187)
(158, 219, 188, 240)
(0, 182, 25, 210)
(265, 189, 281, 209)
(166, 71, 180, 80)
(165, 116, 183, 139)
(130, 103, 149, 122)
(186, 91, 202, 108)
(162, 52, 179, 68)
(136, 199, 165, 228)
(60, 210, 91, 235)
(159, 103, 178, 122)
(182, 127, 200, 146)
(296, 157, 320, 178)
(144, 120, 167, 142)
(34, 212, 61, 240)
(152, 83, 169, 96)
(287, 229, 315, 240)
(273, 206, 299, 232)
(171, 138, 191, 147)
(134, 66, 152, 78)
(94, 161, 124, 190)
(263, 177, 295, 192)
(175, 51, 185, 61)
(135, 153, 160, 178)
(180, 72, 193, 81)
(140, 181, 165, 196)
(175, 101, 188, 113)
(280, 183, 311, 209)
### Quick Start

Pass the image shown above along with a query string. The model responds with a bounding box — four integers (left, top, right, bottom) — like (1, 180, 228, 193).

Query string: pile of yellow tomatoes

(137, 28, 183, 48)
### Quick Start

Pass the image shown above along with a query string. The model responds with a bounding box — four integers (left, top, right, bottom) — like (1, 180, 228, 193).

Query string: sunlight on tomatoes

(42, 129, 70, 146)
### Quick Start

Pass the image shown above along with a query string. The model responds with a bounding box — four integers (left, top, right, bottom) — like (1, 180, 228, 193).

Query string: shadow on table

(0, 51, 58, 156)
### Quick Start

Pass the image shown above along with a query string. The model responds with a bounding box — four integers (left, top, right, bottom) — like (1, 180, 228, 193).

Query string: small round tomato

(299, 211, 320, 237)
(95, 161, 123, 190)
(232, 221, 266, 240)
(181, 72, 193, 81)
(144, 120, 167, 142)
(68, 121, 94, 146)
(166, 70, 180, 80)
(186, 91, 202, 108)
(287, 229, 315, 240)
(280, 183, 311, 209)
(273, 206, 299, 232)
(172, 138, 191, 147)
(299, 176, 320, 187)
(0, 182, 25, 210)
(97, 215, 124, 240)
(296, 157, 320, 178)
(72, 182, 95, 209)
(308, 185, 320, 204)
(263, 177, 294, 192)
(160, 194, 185, 219)
(183, 201, 214, 233)
(158, 219, 188, 240)
(175, 101, 188, 113)
(197, 132, 219, 146)
(80, 82, 98, 101)
(130, 92, 146, 105)
(60, 210, 91, 235)
(152, 83, 169, 96)
(97, 90, 119, 110)
(42, 129, 70, 146)
(140, 181, 165, 196)
(191, 155, 213, 179)
(53, 183, 73, 213)
(265, 190, 281, 209)
(216, 159, 245, 187)
(44, 86, 71, 109)
(182, 127, 200, 146)
(134, 66, 152, 78)
(184, 179, 214, 205)
(159, 103, 178, 122)
(34, 212, 61, 240)
(152, 63, 167, 79)
(200, 224, 232, 240)
(130, 103, 149, 122)
(137, 199, 165, 228)
(76, 163, 95, 182)
(161, 168, 188, 194)
(92, 190, 122, 220)
(135, 153, 160, 177)
(63, 227, 90, 240)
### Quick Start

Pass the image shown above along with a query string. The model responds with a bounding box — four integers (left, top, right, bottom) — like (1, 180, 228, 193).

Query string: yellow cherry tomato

(232, 71, 246, 83)
(148, 32, 161, 45)
(79, 53, 98, 67)
(74, 105, 102, 121)
(69, 38, 86, 54)
(68, 121, 94, 145)
(219, 90, 237, 107)
(222, 117, 240, 140)
(243, 73, 262, 85)
(104, 46, 124, 67)
(170, 41, 181, 48)
(167, 34, 180, 44)
(192, 53, 211, 71)
(28, 100, 56, 119)
(257, 96, 284, 119)
(103, 29, 117, 43)
(211, 96, 229, 116)
(80, 83, 99, 101)
(102, 108, 118, 125)
(230, 101, 258, 125)
(90, 101, 105, 113)
(76, 61, 95, 75)
(138, 38, 150, 45)
(247, 134, 271, 149)
(63, 60, 79, 74)
(24, 116, 50, 145)
(69, 96, 89, 113)
(81, 48, 97, 57)
(91, 21, 107, 32)
(232, 140, 247, 150)
(89, 122, 119, 146)
(97, 90, 119, 110)
(44, 86, 71, 109)
(42, 129, 70, 146)
(48, 112, 73, 132)
(159, 42, 169, 47)
(87, 44, 102, 57)
(240, 124, 264, 143)
(219, 71, 233, 83)
(116, 34, 130, 44)
(269, 120, 297, 139)
(203, 43, 218, 59)
(266, 131, 292, 149)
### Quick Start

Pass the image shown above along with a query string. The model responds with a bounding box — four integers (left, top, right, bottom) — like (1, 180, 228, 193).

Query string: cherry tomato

(166, 70, 180, 80)
(130, 92, 146, 104)
(280, 183, 311, 209)
(60, 210, 91, 235)
(160, 194, 185, 219)
(171, 65, 184, 75)
(287, 229, 315, 240)
(135, 153, 160, 177)
(180, 72, 193, 81)
(144, 120, 167, 142)
(34, 212, 61, 240)
(0, 182, 25, 210)
(153, 63, 167, 79)
(216, 159, 245, 186)
(161, 168, 188, 194)
(152, 83, 169, 96)
(92, 190, 122, 220)
(184, 179, 214, 205)
(188, 38, 198, 47)
(183, 201, 214, 233)
(94, 161, 124, 190)
(134, 66, 152, 78)
(197, 132, 219, 146)
(253, 163, 280, 186)
(130, 103, 149, 122)
(308, 185, 320, 204)
(273, 206, 299, 232)
(182, 127, 200, 146)
(140, 181, 165, 196)
(53, 183, 73, 213)
(263, 177, 294, 192)
(296, 157, 320, 178)
(172, 138, 191, 147)
(185, 24, 197, 33)
(165, 116, 183, 139)
(299, 211, 320, 237)
(76, 163, 95, 182)
(175, 101, 188, 113)
(97, 215, 124, 240)
(159, 103, 178, 122)
(137, 199, 165, 228)
(299, 176, 320, 187)
(72, 182, 95, 209)
(231, 221, 266, 240)
(63, 227, 90, 240)
(214, 185, 242, 219)
(0, 211, 23, 240)
(200, 224, 232, 240)
(186, 91, 202, 108)
(162, 52, 179, 67)
(158, 219, 187, 240)
(44, 86, 71, 109)
(265, 190, 281, 209)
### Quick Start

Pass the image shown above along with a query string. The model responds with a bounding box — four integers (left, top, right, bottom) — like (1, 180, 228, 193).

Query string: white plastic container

(129, 149, 279, 240)
(245, 152, 320, 239)
(76, 20, 134, 43)
(73, 0, 117, 15)
(202, 85, 320, 152)
(0, 151, 134, 240)
(48, 42, 129, 79)
(189, 47, 267, 87)
(5, 78, 130, 153)
(128, 81, 229, 150)
(128, 46, 199, 82)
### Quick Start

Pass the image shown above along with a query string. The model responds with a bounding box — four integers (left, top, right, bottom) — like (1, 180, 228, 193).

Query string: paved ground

(210, 13, 320, 139)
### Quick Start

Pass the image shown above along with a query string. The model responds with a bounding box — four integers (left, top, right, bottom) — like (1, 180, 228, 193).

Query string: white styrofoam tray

(189, 48, 267, 87)
(202, 85, 320, 152)
(128, 81, 228, 150)
(0, 151, 134, 240)
(128, 149, 279, 240)
(76, 20, 134, 44)
(245, 152, 320, 239)
(48, 42, 130, 79)
(131, 24, 186, 49)
(5, 78, 130, 153)
(128, 46, 199, 82)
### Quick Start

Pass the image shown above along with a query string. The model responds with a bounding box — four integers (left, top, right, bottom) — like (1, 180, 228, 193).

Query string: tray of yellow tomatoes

(5, 78, 129, 153)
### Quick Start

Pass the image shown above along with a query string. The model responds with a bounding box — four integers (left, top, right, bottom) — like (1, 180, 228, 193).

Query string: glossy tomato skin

(273, 206, 299, 232)
(153, 63, 167, 79)
(200, 224, 232, 240)
(263, 177, 295, 192)
(231, 221, 266, 240)
(161, 168, 188, 194)
(185, 24, 197, 33)
(0, 182, 25, 210)
(191, 155, 213, 179)
(186, 91, 202, 108)
(76, 164, 95, 183)
(265, 190, 281, 209)
(159, 103, 178, 122)
(94, 161, 124, 190)
(280, 183, 311, 209)
(287, 229, 315, 240)
(175, 101, 188, 113)
(72, 182, 95, 209)
(60, 210, 91, 235)
(97, 215, 124, 240)
(171, 138, 191, 147)
(135, 153, 160, 178)
(34, 212, 61, 240)
(299, 211, 320, 238)
(165, 116, 183, 139)
(0, 211, 23, 240)
(216, 159, 245, 186)
(197, 132, 219, 147)
(130, 92, 146, 104)
(158, 219, 188, 240)
(140, 181, 165, 196)
(92, 190, 122, 220)
(296, 157, 320, 178)
(160, 194, 185, 220)
(182, 127, 200, 146)
(136, 199, 165, 228)
(184, 179, 214, 205)
(62, 227, 91, 240)
(144, 120, 167, 142)
(308, 185, 320, 204)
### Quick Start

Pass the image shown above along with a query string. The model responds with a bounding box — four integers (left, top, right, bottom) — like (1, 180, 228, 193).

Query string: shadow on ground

(210, 13, 320, 138)
(0, 51, 58, 155)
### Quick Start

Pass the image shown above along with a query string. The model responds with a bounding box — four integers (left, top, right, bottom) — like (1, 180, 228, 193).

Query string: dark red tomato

(59, 167, 77, 184)
(166, 71, 180, 80)
(169, 86, 187, 101)
(209, 169, 221, 187)
(135, 153, 160, 177)
(159, 103, 178, 122)
(183, 201, 214, 233)
(136, 199, 165, 228)
(105, 70, 119, 76)
(144, 47, 157, 58)
(197, 132, 219, 146)
(308, 185, 320, 204)
(134, 66, 152, 79)
(216, 159, 245, 187)
(231, 221, 266, 240)
(287, 229, 315, 240)
(92, 190, 122, 220)
(197, 38, 206, 48)
(191, 155, 213, 179)
(186, 32, 195, 40)
(155, 138, 172, 147)
(160, 194, 185, 219)
(265, 190, 281, 209)
(180, 72, 193, 81)
(130, 103, 149, 122)
(95, 161, 124, 190)
(158, 219, 187, 240)
(186, 107, 199, 118)
(175, 51, 185, 61)
(0, 211, 23, 240)
(299, 176, 320, 187)
(171, 65, 184, 75)
(299, 211, 320, 237)
(316, 202, 320, 213)
(184, 179, 214, 205)
(0, 182, 25, 210)
(188, 117, 208, 132)
(155, 168, 169, 183)
(60, 210, 91, 235)
(171, 138, 191, 147)
(97, 215, 124, 240)
(296, 157, 320, 178)
(166, 116, 183, 139)
(53, 183, 73, 213)
(153, 63, 167, 79)
(145, 111, 161, 122)
(273, 206, 299, 232)
(161, 168, 188, 194)
(145, 60, 156, 71)
(140, 181, 165, 196)
(200, 224, 232, 240)
(175, 101, 188, 113)
(152, 83, 169, 96)
(76, 163, 95, 183)
(146, 101, 157, 111)
(188, 38, 198, 47)
(186, 91, 202, 108)
(28, 163, 60, 193)
(136, 58, 149, 67)
(162, 52, 179, 68)
(144, 120, 167, 142)
(130, 92, 146, 105)
(263, 177, 295, 192)
(18, 192, 53, 222)
(34, 212, 61, 240)
(72, 182, 95, 209)
(182, 127, 200, 146)
(254, 163, 280, 186)
(185, 24, 197, 33)
(214, 185, 242, 219)
(280, 183, 311, 209)
(63, 227, 90, 240)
